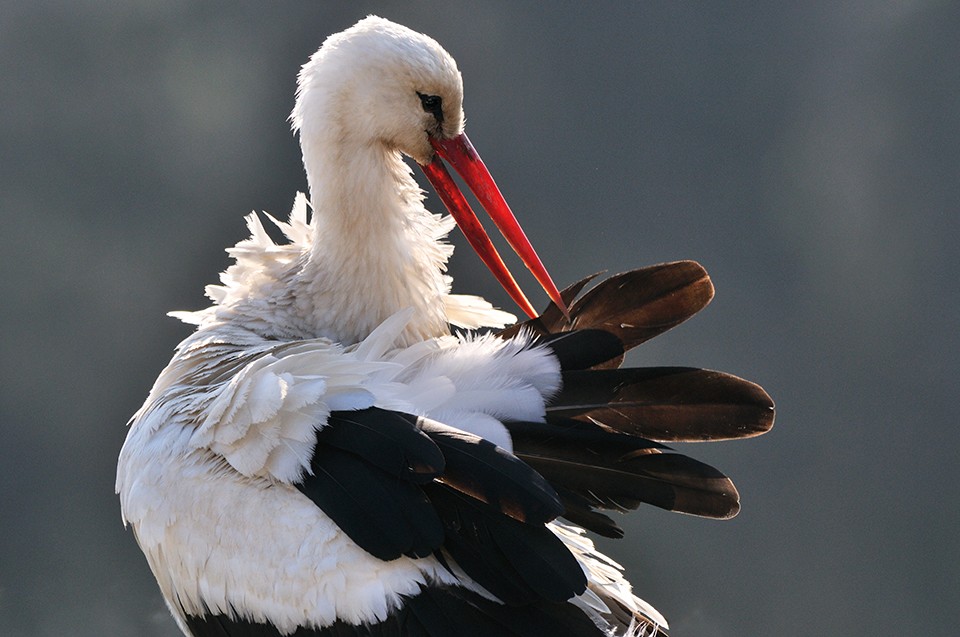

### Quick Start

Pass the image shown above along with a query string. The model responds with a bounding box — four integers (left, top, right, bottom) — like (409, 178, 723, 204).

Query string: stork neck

(296, 136, 450, 346)
(306, 143, 405, 246)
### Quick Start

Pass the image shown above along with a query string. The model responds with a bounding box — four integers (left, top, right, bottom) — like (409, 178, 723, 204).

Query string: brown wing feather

(508, 420, 741, 521)
(549, 367, 775, 442)
(500, 261, 714, 370)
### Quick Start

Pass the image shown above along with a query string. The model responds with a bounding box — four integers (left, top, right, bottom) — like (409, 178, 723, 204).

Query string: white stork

(117, 16, 773, 637)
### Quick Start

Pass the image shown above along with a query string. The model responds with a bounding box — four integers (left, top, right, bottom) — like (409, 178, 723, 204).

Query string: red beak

(419, 133, 566, 319)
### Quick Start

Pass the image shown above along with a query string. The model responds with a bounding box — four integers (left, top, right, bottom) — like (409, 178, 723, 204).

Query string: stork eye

(417, 92, 444, 123)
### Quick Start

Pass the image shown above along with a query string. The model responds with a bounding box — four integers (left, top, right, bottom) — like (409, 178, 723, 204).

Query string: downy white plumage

(118, 16, 773, 637)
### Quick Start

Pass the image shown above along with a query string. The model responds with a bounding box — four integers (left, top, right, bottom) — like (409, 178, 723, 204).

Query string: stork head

(293, 16, 464, 166)
(292, 16, 565, 318)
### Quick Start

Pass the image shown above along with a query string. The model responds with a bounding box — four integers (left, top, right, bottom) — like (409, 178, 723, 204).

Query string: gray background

(2, 2, 957, 635)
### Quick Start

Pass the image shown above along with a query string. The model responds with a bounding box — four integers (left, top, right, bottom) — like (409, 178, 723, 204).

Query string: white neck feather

(292, 129, 454, 345)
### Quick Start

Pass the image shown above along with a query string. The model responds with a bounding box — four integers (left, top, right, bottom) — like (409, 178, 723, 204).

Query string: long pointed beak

(418, 132, 566, 319)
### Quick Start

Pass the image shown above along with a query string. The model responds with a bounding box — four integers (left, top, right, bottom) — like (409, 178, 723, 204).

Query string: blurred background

(2, 1, 957, 635)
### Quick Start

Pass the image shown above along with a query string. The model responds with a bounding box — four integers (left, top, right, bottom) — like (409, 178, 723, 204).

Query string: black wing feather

(319, 408, 445, 481)
(297, 444, 444, 560)
(425, 485, 587, 605)
(537, 329, 624, 371)
(418, 417, 563, 524)
(552, 486, 626, 538)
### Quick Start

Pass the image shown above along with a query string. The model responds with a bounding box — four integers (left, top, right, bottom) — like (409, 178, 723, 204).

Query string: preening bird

(117, 16, 774, 637)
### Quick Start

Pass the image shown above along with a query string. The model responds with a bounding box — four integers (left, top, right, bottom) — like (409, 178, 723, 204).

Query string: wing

(502, 262, 775, 537)
(296, 408, 584, 602)
(178, 401, 613, 637)
(146, 317, 634, 636)
(171, 263, 771, 637)
(181, 402, 663, 636)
